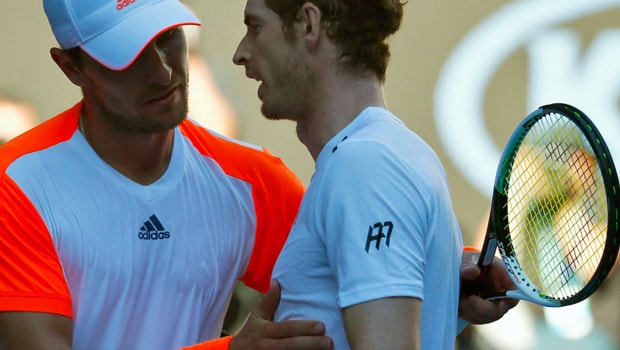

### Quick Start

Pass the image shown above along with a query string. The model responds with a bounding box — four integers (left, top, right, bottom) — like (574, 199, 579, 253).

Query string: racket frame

(477, 103, 620, 307)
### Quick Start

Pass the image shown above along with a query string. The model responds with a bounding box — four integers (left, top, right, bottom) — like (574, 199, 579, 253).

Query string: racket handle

(477, 232, 498, 281)
(460, 231, 498, 297)
(475, 206, 499, 279)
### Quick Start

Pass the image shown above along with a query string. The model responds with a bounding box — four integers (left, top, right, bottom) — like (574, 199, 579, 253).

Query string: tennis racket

(467, 102, 620, 307)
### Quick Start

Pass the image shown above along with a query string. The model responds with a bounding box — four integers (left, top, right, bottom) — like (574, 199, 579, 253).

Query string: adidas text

(139, 231, 171, 240)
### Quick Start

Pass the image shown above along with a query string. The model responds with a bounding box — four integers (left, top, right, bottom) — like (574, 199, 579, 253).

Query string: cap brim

(81, 0, 201, 71)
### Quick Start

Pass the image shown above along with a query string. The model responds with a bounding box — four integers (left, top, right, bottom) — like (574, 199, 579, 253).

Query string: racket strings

(504, 112, 608, 300)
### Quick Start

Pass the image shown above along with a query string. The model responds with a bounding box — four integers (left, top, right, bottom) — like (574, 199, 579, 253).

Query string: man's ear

(298, 2, 322, 48)
(50, 47, 86, 87)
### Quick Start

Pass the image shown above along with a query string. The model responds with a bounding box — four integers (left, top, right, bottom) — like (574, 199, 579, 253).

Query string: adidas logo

(138, 214, 171, 240)
(116, 0, 136, 11)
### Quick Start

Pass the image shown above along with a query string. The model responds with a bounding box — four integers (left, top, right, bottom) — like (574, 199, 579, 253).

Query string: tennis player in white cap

(0, 0, 333, 349)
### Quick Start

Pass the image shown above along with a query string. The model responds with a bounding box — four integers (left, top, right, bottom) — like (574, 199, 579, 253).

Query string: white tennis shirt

(0, 101, 304, 349)
(273, 107, 463, 350)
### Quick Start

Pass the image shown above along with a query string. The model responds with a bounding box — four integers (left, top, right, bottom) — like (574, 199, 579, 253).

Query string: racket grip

(461, 238, 498, 296)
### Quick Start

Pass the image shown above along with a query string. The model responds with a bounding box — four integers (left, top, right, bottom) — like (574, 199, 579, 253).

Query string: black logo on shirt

(365, 221, 393, 252)
(138, 214, 171, 240)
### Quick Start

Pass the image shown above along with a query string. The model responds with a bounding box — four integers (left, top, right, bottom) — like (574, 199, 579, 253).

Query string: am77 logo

(365, 221, 393, 252)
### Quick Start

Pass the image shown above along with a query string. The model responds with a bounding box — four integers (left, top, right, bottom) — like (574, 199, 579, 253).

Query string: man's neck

(296, 76, 386, 161)
(79, 112, 175, 186)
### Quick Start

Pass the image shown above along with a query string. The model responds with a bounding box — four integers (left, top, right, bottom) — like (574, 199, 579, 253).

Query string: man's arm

(230, 281, 332, 350)
(342, 297, 420, 350)
(185, 281, 333, 350)
(0, 312, 73, 350)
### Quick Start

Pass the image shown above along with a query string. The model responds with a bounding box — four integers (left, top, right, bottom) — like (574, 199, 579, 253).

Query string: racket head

(491, 103, 620, 307)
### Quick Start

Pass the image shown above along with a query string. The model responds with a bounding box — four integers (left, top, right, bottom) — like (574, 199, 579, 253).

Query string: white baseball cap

(43, 0, 201, 70)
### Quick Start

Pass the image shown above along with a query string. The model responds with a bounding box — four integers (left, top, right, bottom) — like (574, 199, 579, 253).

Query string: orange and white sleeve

(0, 175, 72, 317)
(240, 154, 305, 293)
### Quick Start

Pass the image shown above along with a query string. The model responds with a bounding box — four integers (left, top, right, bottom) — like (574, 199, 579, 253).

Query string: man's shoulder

(179, 119, 304, 190)
(0, 102, 80, 173)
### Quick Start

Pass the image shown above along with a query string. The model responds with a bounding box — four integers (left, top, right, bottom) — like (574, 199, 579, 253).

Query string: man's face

(78, 27, 190, 134)
(233, 0, 317, 122)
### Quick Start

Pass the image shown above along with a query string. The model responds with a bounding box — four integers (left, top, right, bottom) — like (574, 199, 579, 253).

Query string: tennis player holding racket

(233, 0, 517, 349)
(0, 1, 517, 350)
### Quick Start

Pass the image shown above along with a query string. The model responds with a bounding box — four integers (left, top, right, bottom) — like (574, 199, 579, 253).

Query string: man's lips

(146, 86, 178, 104)
(246, 71, 261, 82)
(245, 71, 263, 99)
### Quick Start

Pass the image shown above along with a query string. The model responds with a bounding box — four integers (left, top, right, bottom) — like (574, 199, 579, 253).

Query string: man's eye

(248, 24, 261, 34)
(162, 28, 180, 39)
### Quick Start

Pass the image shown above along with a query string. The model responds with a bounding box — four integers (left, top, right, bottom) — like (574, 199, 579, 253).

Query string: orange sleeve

(0, 175, 72, 317)
(0, 103, 77, 317)
(178, 336, 233, 350)
(240, 149, 305, 292)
